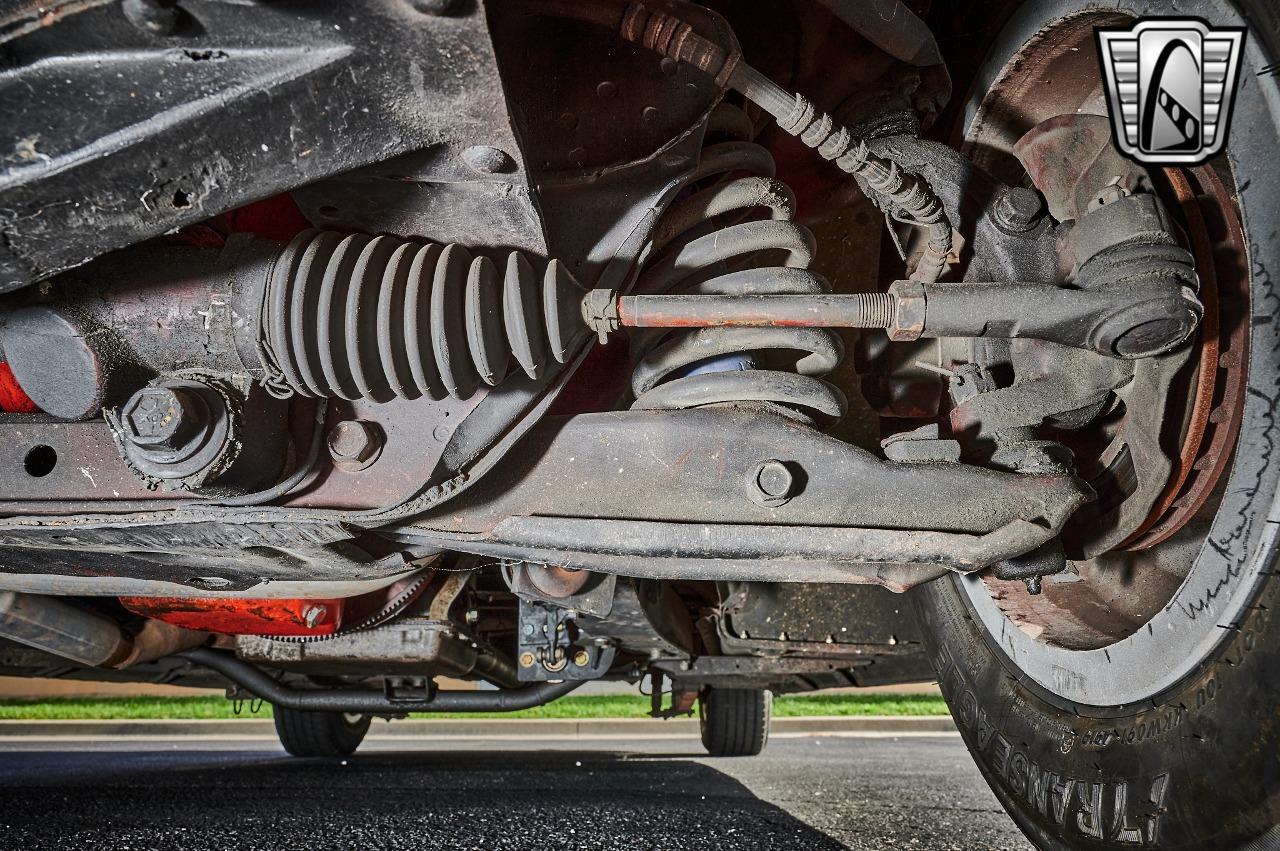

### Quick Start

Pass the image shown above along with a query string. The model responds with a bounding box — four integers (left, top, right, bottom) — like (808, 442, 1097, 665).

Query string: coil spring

(262, 231, 587, 402)
(627, 104, 847, 423)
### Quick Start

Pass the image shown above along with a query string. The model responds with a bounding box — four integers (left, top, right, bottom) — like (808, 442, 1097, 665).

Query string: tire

(273, 707, 371, 757)
(699, 687, 771, 756)
(913, 0, 1280, 848)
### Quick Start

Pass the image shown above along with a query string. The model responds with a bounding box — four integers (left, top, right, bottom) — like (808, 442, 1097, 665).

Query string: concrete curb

(0, 715, 956, 739)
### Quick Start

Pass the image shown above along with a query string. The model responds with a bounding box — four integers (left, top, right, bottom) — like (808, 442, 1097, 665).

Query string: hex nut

(747, 459, 796, 507)
(572, 650, 591, 667)
(887, 279, 925, 342)
(327, 420, 384, 471)
(116, 379, 234, 487)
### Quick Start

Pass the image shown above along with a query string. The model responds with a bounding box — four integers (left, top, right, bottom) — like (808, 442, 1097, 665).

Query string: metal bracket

(516, 598, 617, 682)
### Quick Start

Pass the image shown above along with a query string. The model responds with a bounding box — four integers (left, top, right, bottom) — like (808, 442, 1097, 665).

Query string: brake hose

(532, 0, 955, 283)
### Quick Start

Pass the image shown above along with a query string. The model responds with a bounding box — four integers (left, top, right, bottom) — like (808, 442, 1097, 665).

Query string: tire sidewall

(914, 0, 1280, 848)
(917, 574, 1280, 849)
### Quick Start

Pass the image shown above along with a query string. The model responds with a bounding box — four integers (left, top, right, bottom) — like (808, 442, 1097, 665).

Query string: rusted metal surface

(959, 10, 1132, 185)
(616, 293, 896, 329)
(0, 0, 1000, 701)
(1013, 113, 1149, 223)
(524, 564, 592, 599)
(950, 9, 1254, 656)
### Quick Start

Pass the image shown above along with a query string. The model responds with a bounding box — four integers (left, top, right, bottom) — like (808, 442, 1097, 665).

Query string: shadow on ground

(0, 748, 849, 850)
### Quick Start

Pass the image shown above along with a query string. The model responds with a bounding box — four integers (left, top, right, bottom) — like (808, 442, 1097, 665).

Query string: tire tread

(273, 707, 369, 757)
(700, 688, 771, 756)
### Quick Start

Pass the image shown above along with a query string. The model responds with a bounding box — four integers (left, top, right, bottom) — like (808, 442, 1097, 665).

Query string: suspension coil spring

(626, 104, 847, 423)
(261, 231, 588, 402)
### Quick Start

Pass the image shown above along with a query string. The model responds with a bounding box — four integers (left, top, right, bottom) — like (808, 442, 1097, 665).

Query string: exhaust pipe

(0, 591, 205, 668)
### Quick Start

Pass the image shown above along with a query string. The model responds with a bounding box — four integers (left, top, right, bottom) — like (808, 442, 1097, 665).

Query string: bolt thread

(619, 3, 737, 83)
(856, 291, 897, 329)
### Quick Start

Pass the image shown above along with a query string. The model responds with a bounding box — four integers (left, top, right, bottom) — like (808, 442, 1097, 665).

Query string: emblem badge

(1096, 18, 1246, 165)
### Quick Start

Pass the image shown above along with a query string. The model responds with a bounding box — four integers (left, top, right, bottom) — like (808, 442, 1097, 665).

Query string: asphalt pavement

(0, 733, 1033, 850)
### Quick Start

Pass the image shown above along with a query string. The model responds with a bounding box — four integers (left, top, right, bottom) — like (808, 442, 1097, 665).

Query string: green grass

(0, 692, 948, 721)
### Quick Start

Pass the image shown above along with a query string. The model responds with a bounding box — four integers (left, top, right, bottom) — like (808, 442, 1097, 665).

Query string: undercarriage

(2, 0, 1278, 840)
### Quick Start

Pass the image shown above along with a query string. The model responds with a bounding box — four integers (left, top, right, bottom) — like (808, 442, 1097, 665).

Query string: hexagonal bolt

(302, 604, 328, 629)
(122, 386, 203, 450)
(991, 187, 1045, 233)
(519, 652, 536, 668)
(327, 420, 383, 468)
(748, 459, 796, 507)
(572, 649, 591, 667)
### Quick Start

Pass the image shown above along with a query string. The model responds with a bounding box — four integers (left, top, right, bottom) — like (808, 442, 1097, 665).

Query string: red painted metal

(217, 193, 314, 243)
(0, 363, 37, 414)
(119, 596, 345, 636)
(168, 193, 314, 249)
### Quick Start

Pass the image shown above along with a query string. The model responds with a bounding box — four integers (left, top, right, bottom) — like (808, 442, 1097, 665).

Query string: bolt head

(572, 650, 591, 667)
(750, 460, 795, 506)
(302, 604, 328, 628)
(747, 460, 798, 507)
(992, 187, 1045, 232)
(519, 652, 536, 668)
(123, 386, 202, 450)
(327, 420, 382, 468)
